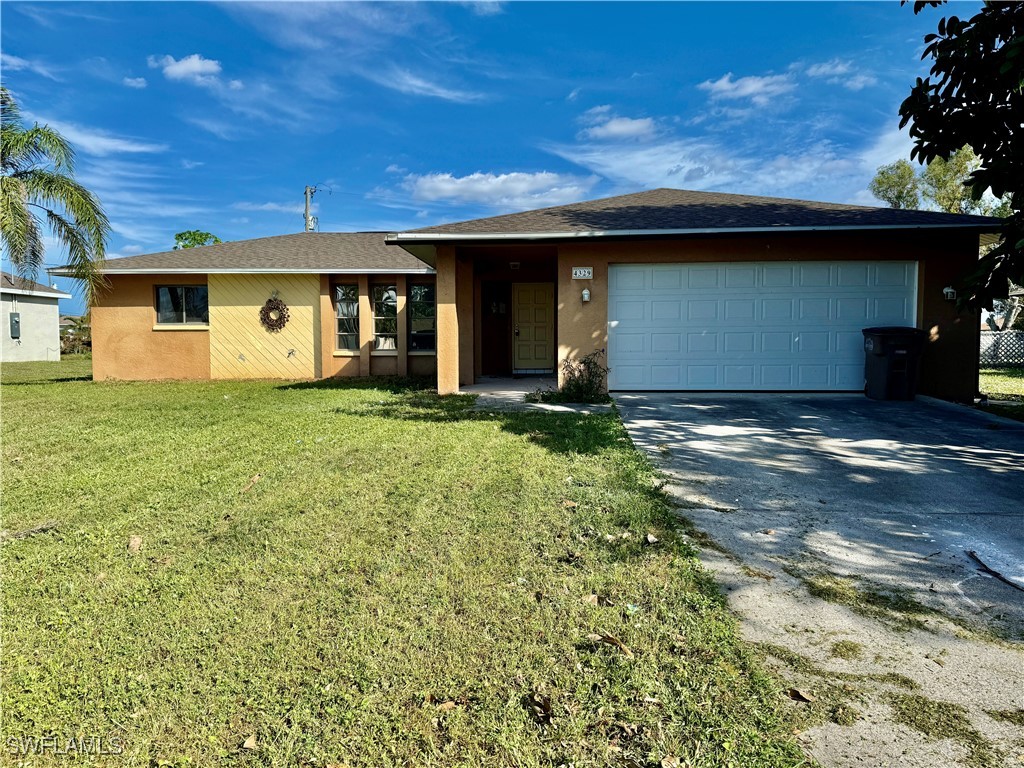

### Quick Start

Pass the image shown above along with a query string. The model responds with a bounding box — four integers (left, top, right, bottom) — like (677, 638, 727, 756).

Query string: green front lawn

(979, 366, 1024, 402)
(979, 367, 1024, 422)
(1, 359, 804, 767)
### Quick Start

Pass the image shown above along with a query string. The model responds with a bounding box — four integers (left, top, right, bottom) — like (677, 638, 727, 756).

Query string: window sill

(408, 350, 436, 356)
(153, 324, 209, 331)
(370, 350, 398, 357)
(332, 350, 360, 357)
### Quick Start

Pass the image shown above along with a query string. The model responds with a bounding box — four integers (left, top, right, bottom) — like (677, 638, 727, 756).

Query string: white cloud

(842, 74, 879, 92)
(576, 106, 657, 141)
(23, 113, 168, 156)
(74, 158, 207, 245)
(401, 171, 599, 210)
(184, 116, 239, 140)
(806, 59, 853, 78)
(121, 244, 144, 254)
(566, 87, 581, 102)
(582, 116, 656, 141)
(546, 118, 920, 206)
(698, 72, 795, 107)
(805, 59, 878, 91)
(385, 164, 407, 174)
(148, 53, 243, 90)
(181, 159, 204, 170)
(122, 76, 147, 89)
(547, 138, 743, 191)
(362, 67, 483, 103)
(226, 2, 435, 52)
(232, 201, 309, 215)
(858, 125, 916, 173)
(460, 1, 504, 16)
(581, 105, 612, 121)
(1, 53, 60, 81)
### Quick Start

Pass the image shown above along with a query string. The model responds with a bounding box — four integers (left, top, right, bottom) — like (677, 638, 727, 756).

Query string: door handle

(514, 325, 520, 337)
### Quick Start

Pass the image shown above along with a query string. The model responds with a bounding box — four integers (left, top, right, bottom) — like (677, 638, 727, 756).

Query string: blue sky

(3, 1, 981, 313)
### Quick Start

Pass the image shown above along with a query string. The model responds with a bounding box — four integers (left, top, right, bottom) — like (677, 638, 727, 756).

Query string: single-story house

(1, 272, 72, 362)
(55, 188, 1000, 401)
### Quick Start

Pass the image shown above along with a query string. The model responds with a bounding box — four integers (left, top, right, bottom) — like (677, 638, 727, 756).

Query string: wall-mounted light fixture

(943, 286, 957, 301)
(581, 288, 591, 303)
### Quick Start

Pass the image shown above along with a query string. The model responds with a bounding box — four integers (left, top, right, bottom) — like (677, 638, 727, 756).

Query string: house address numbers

(571, 267, 593, 280)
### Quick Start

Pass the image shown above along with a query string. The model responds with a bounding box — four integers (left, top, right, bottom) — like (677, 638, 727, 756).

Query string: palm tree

(1, 85, 109, 304)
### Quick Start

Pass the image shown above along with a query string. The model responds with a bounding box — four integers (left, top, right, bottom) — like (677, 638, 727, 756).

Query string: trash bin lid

(862, 326, 926, 336)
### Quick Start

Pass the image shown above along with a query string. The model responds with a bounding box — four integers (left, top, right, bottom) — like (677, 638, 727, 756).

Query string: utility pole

(304, 185, 317, 232)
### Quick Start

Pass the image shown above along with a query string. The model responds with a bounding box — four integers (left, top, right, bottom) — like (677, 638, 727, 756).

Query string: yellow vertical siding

(208, 274, 320, 379)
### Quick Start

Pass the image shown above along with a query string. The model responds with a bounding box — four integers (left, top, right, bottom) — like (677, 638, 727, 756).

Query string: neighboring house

(1, 272, 72, 362)
(59, 315, 82, 336)
(54, 189, 1000, 402)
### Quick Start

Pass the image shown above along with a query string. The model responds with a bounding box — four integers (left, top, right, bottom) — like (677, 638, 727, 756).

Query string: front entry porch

(436, 245, 558, 394)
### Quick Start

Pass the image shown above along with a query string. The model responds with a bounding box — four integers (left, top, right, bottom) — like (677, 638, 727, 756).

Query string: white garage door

(607, 261, 918, 391)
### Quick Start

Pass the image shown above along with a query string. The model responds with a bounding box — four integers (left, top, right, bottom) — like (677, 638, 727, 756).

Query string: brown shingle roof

(56, 232, 433, 274)
(2, 271, 71, 297)
(397, 188, 999, 238)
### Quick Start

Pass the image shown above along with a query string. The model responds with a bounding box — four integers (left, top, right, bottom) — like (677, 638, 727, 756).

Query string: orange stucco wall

(92, 274, 210, 380)
(436, 248, 459, 394)
(551, 230, 980, 401)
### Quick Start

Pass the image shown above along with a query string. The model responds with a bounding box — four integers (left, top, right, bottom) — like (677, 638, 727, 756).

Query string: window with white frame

(372, 284, 397, 350)
(333, 283, 359, 351)
(155, 285, 209, 324)
(408, 283, 436, 352)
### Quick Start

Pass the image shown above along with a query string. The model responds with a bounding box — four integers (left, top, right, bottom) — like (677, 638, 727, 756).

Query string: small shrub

(560, 349, 610, 402)
(533, 349, 610, 404)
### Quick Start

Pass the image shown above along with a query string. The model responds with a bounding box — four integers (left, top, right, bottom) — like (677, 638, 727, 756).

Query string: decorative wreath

(259, 295, 290, 332)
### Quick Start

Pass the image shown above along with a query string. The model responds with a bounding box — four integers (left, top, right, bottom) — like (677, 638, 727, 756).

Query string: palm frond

(3, 124, 75, 174)
(45, 209, 107, 305)
(0, 175, 45, 281)
(20, 169, 108, 253)
(1, 85, 107, 303)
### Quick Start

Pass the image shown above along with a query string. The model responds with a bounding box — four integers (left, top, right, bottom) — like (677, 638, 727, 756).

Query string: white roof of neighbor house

(1, 272, 72, 299)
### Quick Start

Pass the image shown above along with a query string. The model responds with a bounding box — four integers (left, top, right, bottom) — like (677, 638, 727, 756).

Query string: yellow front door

(512, 283, 554, 372)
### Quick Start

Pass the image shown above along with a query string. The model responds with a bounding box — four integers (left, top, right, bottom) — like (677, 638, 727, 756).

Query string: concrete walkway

(464, 376, 613, 414)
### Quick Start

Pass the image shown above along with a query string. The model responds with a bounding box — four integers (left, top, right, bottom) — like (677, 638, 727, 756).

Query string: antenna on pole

(303, 183, 332, 232)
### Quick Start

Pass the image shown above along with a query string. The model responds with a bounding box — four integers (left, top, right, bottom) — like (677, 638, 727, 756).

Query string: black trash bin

(862, 327, 927, 400)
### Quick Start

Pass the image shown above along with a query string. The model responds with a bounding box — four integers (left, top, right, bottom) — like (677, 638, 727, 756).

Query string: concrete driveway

(615, 393, 1024, 768)
(616, 393, 1024, 624)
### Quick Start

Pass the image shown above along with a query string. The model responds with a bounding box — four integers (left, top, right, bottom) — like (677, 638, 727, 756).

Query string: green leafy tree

(869, 159, 920, 209)
(899, 1, 1023, 307)
(870, 147, 1004, 216)
(919, 147, 990, 215)
(174, 230, 222, 249)
(0, 85, 109, 303)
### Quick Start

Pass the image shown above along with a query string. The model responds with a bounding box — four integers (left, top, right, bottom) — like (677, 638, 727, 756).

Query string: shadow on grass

(0, 374, 92, 385)
(278, 375, 628, 456)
